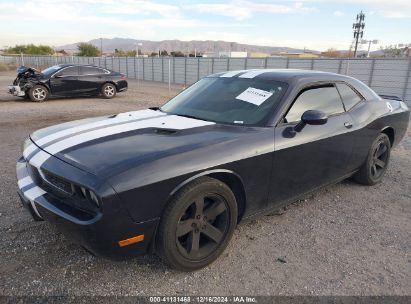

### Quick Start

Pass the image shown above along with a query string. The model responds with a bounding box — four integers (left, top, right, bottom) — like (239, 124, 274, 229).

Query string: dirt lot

(0, 71, 410, 296)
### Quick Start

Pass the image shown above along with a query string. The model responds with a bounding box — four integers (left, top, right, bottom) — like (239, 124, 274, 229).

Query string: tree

(380, 45, 403, 58)
(5, 44, 54, 55)
(170, 51, 184, 57)
(321, 48, 343, 58)
(160, 50, 168, 56)
(77, 43, 100, 57)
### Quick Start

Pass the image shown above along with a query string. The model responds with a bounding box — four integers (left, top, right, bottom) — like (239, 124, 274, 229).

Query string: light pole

(361, 39, 379, 58)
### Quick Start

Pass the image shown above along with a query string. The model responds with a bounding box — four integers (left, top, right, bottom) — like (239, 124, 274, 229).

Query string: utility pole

(352, 11, 365, 58)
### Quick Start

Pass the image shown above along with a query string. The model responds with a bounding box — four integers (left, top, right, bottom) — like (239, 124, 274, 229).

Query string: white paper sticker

(235, 87, 273, 106)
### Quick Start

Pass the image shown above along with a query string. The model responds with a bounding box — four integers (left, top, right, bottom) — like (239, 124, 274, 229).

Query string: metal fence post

(368, 59, 376, 87)
(244, 58, 247, 69)
(173, 57, 175, 83)
(142, 58, 145, 80)
(402, 59, 411, 101)
(226, 58, 230, 71)
(197, 58, 200, 81)
(211, 58, 214, 74)
(168, 58, 171, 96)
(184, 57, 187, 86)
(126, 57, 128, 76)
(152, 57, 154, 81)
(162, 57, 164, 83)
(310, 59, 314, 70)
(286, 57, 290, 69)
(337, 59, 343, 74)
(264, 57, 268, 68)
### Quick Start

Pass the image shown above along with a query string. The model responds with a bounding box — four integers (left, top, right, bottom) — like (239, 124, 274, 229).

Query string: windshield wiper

(149, 107, 165, 112)
(173, 113, 212, 122)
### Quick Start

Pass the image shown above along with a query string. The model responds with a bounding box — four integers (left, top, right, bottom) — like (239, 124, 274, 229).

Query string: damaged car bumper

(8, 85, 25, 97)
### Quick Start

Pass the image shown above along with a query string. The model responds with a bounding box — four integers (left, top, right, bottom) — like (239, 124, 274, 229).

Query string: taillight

(120, 74, 127, 80)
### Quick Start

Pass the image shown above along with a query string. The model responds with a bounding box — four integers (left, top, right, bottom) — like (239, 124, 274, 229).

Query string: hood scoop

(154, 128, 177, 135)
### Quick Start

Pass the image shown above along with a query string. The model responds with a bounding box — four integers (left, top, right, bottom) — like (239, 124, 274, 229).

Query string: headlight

(79, 186, 100, 208)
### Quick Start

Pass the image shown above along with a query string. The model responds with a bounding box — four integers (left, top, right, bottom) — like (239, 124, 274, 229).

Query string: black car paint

(16, 70, 410, 258)
(11, 64, 127, 98)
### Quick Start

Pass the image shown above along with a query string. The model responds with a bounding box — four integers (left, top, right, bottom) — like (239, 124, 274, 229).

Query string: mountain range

(58, 37, 315, 55)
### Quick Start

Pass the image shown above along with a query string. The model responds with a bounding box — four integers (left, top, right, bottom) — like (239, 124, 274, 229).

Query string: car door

(77, 66, 105, 94)
(49, 66, 80, 96)
(267, 83, 355, 208)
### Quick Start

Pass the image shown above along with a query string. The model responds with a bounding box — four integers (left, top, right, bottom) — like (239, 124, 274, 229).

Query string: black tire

(157, 177, 238, 271)
(101, 83, 116, 99)
(28, 85, 49, 102)
(353, 133, 391, 185)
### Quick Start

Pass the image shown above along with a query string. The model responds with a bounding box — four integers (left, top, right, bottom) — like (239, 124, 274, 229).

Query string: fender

(169, 169, 245, 196)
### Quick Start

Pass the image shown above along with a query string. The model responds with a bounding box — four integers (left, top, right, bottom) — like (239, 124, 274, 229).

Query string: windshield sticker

(235, 87, 273, 106)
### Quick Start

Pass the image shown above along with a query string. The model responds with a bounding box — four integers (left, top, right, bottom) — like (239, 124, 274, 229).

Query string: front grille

(40, 169, 73, 195)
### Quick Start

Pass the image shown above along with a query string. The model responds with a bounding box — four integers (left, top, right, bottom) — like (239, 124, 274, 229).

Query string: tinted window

(161, 77, 288, 126)
(336, 83, 362, 110)
(285, 85, 344, 123)
(56, 66, 79, 76)
(42, 65, 61, 77)
(80, 66, 103, 75)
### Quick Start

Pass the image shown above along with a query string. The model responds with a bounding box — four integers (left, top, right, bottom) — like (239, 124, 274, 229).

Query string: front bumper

(16, 156, 159, 259)
(8, 85, 25, 97)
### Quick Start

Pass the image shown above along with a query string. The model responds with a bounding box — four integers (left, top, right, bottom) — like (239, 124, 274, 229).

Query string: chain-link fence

(2, 55, 411, 104)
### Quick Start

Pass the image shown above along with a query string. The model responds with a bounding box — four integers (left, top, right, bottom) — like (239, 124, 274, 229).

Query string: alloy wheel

(176, 194, 229, 260)
(371, 139, 389, 179)
(104, 85, 115, 97)
(33, 87, 46, 101)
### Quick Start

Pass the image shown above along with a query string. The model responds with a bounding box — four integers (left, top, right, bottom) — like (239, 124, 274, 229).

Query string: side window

(80, 67, 101, 75)
(336, 83, 362, 110)
(285, 85, 345, 123)
(56, 66, 79, 77)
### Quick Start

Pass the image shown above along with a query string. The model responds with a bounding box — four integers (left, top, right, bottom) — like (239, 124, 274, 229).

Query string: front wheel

(353, 133, 391, 185)
(101, 83, 116, 99)
(28, 85, 49, 102)
(156, 177, 238, 271)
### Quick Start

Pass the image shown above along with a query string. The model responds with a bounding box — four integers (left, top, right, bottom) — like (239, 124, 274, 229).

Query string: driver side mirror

(294, 110, 328, 132)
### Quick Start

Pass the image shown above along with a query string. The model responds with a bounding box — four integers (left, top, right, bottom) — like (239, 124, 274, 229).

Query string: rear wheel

(353, 133, 391, 185)
(101, 83, 116, 99)
(157, 177, 238, 271)
(29, 85, 49, 102)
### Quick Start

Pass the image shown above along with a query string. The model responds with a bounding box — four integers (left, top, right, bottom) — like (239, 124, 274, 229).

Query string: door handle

(344, 122, 353, 129)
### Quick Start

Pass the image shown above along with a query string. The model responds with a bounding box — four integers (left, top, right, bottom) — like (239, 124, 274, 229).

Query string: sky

(0, 0, 410, 51)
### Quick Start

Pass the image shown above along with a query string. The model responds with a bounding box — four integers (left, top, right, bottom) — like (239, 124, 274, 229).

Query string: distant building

(219, 51, 248, 58)
(277, 52, 319, 59)
(249, 52, 270, 58)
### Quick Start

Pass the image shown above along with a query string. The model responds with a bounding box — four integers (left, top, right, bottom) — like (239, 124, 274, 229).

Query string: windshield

(41, 65, 62, 77)
(161, 77, 288, 126)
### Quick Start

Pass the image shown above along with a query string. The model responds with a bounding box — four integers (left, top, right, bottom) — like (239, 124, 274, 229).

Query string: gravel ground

(0, 71, 410, 296)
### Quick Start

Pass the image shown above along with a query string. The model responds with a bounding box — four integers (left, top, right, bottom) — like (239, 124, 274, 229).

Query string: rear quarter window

(336, 83, 363, 110)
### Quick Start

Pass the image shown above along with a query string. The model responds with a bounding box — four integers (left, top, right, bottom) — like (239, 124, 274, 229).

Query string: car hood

(26, 109, 238, 176)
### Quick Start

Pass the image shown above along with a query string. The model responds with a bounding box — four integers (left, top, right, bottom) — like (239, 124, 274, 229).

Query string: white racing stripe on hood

(23, 109, 165, 158)
(29, 115, 215, 168)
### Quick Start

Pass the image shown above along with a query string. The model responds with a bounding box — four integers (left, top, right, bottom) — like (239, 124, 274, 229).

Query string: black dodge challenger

(17, 69, 409, 271)
(8, 64, 128, 102)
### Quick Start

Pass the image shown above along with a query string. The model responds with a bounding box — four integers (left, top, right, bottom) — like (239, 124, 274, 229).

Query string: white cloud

(298, 0, 411, 18)
(333, 10, 344, 17)
(188, 1, 316, 20)
(101, 0, 181, 18)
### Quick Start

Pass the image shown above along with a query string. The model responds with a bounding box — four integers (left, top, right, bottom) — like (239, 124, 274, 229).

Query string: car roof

(210, 69, 348, 82)
(56, 64, 101, 68)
